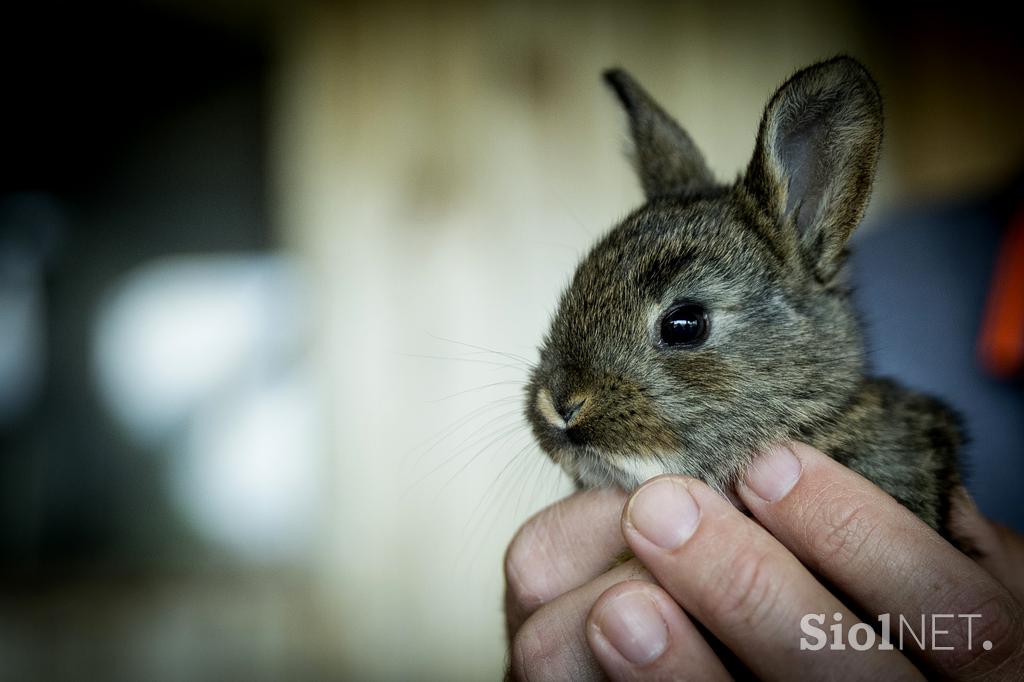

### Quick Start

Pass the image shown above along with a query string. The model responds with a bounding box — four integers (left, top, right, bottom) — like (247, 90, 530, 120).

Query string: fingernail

(627, 478, 699, 549)
(745, 445, 802, 502)
(594, 591, 668, 666)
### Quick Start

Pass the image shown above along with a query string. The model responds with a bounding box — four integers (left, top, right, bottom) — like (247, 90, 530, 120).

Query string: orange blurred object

(978, 206, 1024, 379)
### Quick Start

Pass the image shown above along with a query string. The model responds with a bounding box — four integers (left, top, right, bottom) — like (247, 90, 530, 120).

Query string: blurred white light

(93, 255, 309, 445)
(92, 254, 323, 560)
(170, 369, 324, 561)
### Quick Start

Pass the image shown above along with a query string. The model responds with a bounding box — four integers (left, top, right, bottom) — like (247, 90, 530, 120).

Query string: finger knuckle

(806, 493, 884, 570)
(509, 614, 558, 682)
(504, 512, 557, 613)
(705, 547, 782, 631)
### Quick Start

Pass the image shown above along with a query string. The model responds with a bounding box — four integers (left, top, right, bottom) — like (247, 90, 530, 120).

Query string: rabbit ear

(744, 57, 882, 282)
(604, 69, 714, 199)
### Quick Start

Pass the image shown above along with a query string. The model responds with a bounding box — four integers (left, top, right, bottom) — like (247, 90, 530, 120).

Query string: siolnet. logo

(800, 612, 992, 652)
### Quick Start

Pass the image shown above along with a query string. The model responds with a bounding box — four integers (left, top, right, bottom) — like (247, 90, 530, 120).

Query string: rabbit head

(526, 57, 883, 492)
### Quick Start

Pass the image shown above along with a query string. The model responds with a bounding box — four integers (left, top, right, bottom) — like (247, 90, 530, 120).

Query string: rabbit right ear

(744, 57, 883, 283)
(604, 69, 714, 200)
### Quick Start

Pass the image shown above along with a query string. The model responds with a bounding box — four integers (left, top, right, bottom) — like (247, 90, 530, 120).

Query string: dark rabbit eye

(660, 304, 709, 346)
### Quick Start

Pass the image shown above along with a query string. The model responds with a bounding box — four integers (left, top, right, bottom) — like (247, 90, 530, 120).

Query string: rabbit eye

(660, 304, 709, 347)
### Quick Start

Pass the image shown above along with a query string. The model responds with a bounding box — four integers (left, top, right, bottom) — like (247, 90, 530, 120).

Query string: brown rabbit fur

(525, 56, 964, 539)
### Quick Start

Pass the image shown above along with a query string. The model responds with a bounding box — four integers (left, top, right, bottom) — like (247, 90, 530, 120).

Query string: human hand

(504, 442, 1024, 680)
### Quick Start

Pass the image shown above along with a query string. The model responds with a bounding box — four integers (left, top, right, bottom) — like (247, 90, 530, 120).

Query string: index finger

(505, 487, 628, 635)
(737, 442, 1024, 678)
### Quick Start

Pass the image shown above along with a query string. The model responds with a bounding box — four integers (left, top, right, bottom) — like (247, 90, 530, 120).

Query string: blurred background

(2, 0, 1022, 679)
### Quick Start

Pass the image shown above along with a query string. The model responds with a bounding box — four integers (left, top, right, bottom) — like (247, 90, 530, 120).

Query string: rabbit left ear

(744, 57, 883, 282)
(604, 69, 714, 200)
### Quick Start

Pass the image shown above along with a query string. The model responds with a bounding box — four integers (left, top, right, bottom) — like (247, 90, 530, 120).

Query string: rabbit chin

(561, 446, 679, 491)
(560, 446, 742, 508)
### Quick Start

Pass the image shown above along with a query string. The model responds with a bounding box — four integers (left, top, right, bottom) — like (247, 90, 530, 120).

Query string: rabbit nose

(535, 388, 589, 429)
(558, 398, 586, 426)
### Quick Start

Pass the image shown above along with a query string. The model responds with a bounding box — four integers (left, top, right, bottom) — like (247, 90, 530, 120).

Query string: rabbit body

(525, 57, 964, 538)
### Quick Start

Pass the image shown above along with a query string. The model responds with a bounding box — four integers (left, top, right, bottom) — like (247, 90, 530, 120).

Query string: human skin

(504, 442, 1024, 680)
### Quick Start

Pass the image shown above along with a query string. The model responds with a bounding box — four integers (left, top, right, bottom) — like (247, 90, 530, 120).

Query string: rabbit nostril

(559, 399, 586, 426)
(535, 388, 589, 430)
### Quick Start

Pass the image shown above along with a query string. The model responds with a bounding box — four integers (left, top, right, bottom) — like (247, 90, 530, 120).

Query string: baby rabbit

(525, 57, 964, 540)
